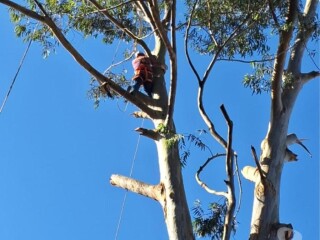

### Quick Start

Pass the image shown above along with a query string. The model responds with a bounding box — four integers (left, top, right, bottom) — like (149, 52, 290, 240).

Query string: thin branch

(184, 0, 202, 84)
(104, 51, 135, 73)
(164, 0, 177, 127)
(268, 0, 280, 29)
(195, 154, 228, 198)
(110, 174, 162, 201)
(0, 0, 45, 22)
(233, 153, 243, 218)
(87, 0, 152, 56)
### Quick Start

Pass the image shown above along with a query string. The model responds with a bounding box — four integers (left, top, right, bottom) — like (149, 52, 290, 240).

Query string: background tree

(0, 0, 318, 239)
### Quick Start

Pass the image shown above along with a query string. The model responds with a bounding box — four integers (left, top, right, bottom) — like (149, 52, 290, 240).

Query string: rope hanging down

(0, 38, 32, 114)
(114, 119, 144, 240)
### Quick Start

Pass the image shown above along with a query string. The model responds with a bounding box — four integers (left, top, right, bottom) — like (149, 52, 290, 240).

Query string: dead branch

(250, 146, 265, 181)
(233, 153, 243, 218)
(220, 104, 236, 240)
(164, 0, 177, 128)
(195, 154, 228, 198)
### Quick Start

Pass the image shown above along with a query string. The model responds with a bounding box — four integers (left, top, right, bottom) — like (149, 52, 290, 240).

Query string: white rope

(114, 119, 144, 240)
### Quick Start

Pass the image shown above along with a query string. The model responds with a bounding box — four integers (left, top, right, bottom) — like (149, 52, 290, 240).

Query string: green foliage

(87, 70, 129, 108)
(9, 0, 151, 56)
(243, 61, 272, 94)
(178, 131, 210, 167)
(183, 0, 274, 58)
(192, 200, 236, 239)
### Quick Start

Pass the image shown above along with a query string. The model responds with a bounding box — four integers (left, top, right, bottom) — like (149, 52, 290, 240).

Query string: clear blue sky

(0, 4, 319, 240)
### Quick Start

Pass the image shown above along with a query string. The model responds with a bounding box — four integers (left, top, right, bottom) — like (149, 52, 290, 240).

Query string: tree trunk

(155, 135, 194, 239)
(249, 79, 303, 240)
(249, 0, 318, 238)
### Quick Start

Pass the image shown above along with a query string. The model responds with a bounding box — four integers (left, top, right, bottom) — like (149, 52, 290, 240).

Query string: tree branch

(301, 71, 320, 83)
(164, 0, 177, 127)
(134, 0, 157, 32)
(10, 0, 158, 118)
(271, 0, 298, 115)
(220, 104, 236, 240)
(135, 127, 161, 140)
(0, 0, 45, 22)
(87, 0, 152, 56)
(184, 0, 202, 84)
(250, 145, 265, 181)
(110, 174, 162, 202)
(132, 111, 151, 119)
(195, 154, 228, 198)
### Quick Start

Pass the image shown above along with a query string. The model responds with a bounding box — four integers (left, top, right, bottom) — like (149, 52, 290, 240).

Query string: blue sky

(0, 4, 319, 240)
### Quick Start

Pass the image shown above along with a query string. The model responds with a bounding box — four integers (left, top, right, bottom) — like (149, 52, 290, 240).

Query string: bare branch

(220, 104, 236, 240)
(184, 0, 202, 84)
(233, 153, 243, 218)
(250, 146, 265, 181)
(164, 0, 177, 127)
(110, 174, 162, 202)
(195, 154, 228, 198)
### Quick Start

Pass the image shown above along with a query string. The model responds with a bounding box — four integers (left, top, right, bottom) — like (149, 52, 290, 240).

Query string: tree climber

(128, 52, 166, 97)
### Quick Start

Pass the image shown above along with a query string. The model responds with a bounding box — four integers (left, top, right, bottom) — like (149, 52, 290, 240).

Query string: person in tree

(129, 52, 166, 97)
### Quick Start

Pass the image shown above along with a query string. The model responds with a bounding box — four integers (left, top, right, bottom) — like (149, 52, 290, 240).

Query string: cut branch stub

(110, 174, 162, 202)
(135, 127, 161, 140)
(241, 166, 261, 183)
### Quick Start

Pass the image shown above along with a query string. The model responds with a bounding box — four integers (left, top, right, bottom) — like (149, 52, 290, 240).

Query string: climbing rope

(0, 38, 32, 114)
(114, 119, 144, 240)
